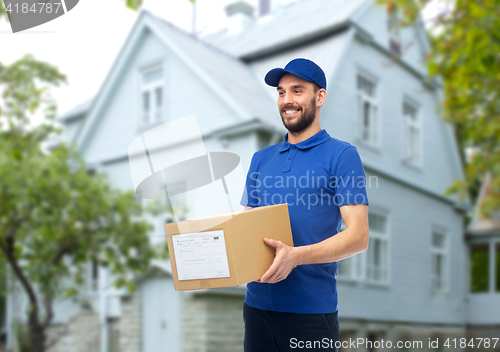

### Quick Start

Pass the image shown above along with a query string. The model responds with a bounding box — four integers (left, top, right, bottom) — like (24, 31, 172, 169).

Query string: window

(338, 211, 389, 284)
(87, 259, 99, 291)
(496, 243, 500, 292)
(338, 222, 365, 280)
(403, 100, 421, 165)
(141, 64, 164, 124)
(431, 229, 448, 293)
(366, 212, 389, 283)
(357, 73, 379, 146)
(470, 243, 489, 293)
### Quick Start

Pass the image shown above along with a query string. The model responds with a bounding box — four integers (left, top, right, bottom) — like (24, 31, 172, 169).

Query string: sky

(0, 0, 439, 120)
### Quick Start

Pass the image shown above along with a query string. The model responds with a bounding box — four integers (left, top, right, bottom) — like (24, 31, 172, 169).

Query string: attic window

(387, 8, 402, 57)
(141, 64, 164, 125)
(389, 38, 402, 57)
(357, 72, 379, 146)
(402, 100, 420, 165)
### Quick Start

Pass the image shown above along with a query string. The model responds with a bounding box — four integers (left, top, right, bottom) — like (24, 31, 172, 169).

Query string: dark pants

(243, 303, 340, 352)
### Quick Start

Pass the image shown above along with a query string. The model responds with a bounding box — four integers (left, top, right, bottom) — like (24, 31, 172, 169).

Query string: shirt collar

(278, 129, 331, 152)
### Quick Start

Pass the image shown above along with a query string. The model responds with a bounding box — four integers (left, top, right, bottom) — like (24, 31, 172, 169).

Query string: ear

(316, 89, 327, 107)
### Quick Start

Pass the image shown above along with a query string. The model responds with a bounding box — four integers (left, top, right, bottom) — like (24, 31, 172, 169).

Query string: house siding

(8, 2, 490, 352)
(355, 1, 428, 75)
(339, 171, 466, 324)
(83, 29, 240, 166)
(322, 36, 462, 199)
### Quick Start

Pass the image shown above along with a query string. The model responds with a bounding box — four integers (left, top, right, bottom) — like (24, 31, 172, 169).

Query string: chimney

(225, 1, 255, 35)
(258, 0, 283, 17)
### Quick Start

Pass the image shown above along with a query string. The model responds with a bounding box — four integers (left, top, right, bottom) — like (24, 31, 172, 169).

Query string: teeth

(285, 110, 298, 114)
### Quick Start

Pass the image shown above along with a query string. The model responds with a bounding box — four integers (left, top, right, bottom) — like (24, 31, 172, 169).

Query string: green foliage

(125, 0, 143, 11)
(0, 1, 6, 22)
(0, 54, 170, 349)
(377, 0, 500, 216)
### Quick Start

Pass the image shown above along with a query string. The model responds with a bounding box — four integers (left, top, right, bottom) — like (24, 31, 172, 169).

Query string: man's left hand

(259, 238, 299, 284)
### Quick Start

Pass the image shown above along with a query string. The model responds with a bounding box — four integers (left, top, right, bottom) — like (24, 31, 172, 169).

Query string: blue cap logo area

(2, 0, 79, 33)
(264, 58, 327, 90)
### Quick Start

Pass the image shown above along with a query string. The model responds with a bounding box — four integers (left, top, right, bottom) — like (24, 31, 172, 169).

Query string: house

(7, 0, 498, 351)
(465, 173, 500, 343)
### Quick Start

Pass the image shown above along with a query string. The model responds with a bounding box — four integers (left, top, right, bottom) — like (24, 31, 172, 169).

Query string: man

(240, 58, 370, 352)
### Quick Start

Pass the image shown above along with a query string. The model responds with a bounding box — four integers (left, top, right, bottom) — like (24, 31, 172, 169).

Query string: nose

(282, 91, 294, 105)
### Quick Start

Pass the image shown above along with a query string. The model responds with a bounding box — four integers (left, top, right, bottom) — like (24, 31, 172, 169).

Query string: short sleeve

(333, 146, 369, 207)
(240, 154, 260, 207)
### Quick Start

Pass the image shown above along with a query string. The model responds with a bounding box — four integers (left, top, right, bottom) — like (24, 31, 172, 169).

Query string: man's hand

(259, 238, 300, 284)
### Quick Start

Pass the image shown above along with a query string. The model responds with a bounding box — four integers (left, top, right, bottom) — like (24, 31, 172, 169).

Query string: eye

(294, 90, 301, 94)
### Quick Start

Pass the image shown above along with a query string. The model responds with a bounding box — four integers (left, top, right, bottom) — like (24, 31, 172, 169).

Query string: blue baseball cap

(264, 58, 327, 90)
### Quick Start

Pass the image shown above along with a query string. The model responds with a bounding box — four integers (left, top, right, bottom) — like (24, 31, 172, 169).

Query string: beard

(280, 97, 317, 133)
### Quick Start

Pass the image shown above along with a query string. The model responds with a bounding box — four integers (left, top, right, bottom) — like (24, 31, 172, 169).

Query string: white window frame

(85, 259, 99, 292)
(140, 63, 164, 125)
(337, 221, 366, 281)
(402, 99, 421, 166)
(357, 72, 379, 147)
(338, 209, 390, 284)
(431, 228, 449, 294)
(365, 210, 389, 284)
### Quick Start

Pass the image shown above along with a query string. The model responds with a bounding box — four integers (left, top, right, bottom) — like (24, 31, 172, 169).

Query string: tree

(0, 256, 5, 330)
(377, 0, 500, 216)
(0, 54, 168, 352)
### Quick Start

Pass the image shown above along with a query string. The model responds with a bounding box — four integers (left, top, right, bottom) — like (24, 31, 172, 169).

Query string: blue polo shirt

(240, 129, 369, 314)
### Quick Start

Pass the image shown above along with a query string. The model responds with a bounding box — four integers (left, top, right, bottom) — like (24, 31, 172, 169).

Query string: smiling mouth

(282, 108, 301, 117)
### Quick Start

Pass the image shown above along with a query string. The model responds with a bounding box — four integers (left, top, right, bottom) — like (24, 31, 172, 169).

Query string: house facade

(6, 0, 499, 351)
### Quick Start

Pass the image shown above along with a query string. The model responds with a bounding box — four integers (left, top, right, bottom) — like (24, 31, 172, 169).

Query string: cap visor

(265, 68, 314, 87)
(265, 68, 287, 87)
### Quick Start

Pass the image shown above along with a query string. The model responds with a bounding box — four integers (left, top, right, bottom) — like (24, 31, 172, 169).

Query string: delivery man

(240, 58, 370, 352)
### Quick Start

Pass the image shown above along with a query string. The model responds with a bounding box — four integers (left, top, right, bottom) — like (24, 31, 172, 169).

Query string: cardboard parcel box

(165, 203, 293, 291)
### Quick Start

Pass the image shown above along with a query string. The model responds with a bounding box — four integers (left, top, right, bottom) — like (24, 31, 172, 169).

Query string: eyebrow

(276, 84, 307, 91)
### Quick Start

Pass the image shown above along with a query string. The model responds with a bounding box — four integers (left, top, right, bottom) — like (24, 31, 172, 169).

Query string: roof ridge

(145, 10, 243, 63)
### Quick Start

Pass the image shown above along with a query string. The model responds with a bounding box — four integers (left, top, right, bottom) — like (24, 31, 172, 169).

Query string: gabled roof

(203, 0, 366, 59)
(467, 173, 500, 235)
(64, 0, 442, 167)
(147, 12, 281, 130)
(73, 9, 286, 152)
(63, 1, 372, 146)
